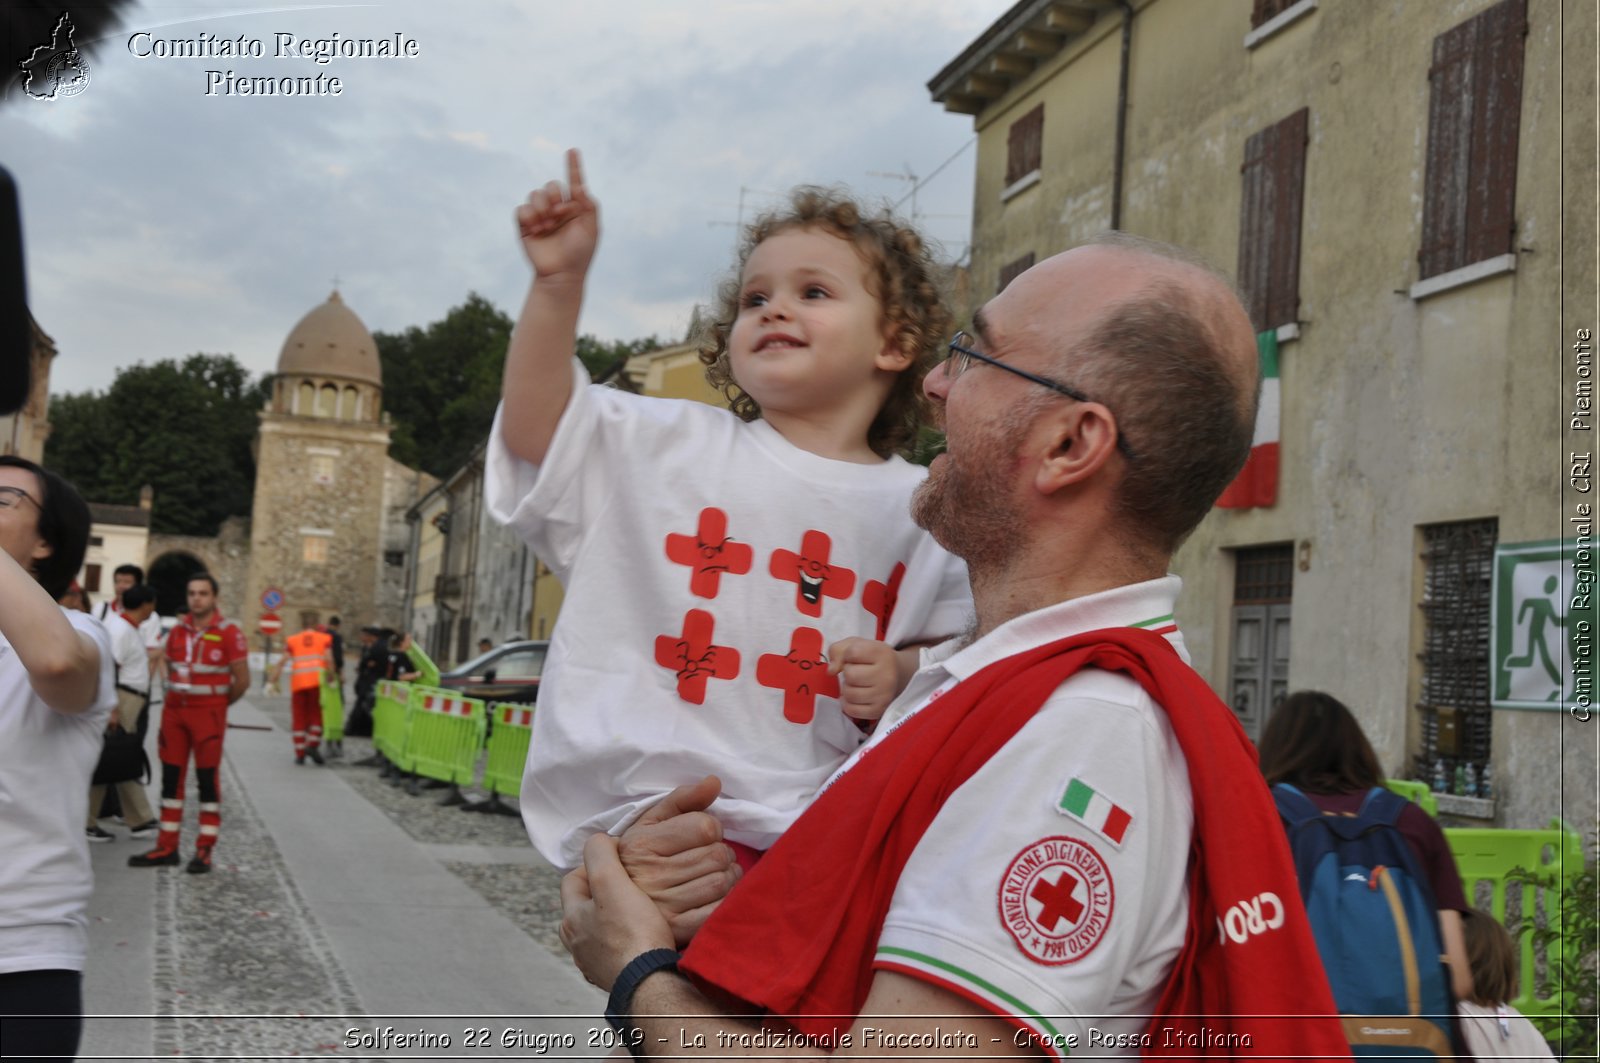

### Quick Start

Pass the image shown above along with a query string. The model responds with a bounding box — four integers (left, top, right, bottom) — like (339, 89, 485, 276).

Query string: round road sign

(259, 612, 283, 636)
(262, 587, 284, 610)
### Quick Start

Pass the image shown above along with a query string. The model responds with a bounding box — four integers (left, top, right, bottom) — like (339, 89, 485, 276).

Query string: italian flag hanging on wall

(1216, 330, 1280, 509)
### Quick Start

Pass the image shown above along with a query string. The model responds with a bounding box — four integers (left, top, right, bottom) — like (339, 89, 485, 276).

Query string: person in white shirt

(86, 583, 160, 842)
(94, 562, 163, 658)
(0, 455, 117, 1060)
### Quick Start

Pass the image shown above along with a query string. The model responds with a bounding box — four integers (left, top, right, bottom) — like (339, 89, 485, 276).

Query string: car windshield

(493, 648, 546, 679)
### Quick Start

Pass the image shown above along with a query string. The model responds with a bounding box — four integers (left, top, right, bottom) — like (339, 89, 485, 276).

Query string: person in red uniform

(267, 622, 333, 765)
(128, 572, 248, 874)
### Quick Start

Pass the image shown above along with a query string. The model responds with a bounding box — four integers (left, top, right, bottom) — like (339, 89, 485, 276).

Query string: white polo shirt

(0, 608, 117, 974)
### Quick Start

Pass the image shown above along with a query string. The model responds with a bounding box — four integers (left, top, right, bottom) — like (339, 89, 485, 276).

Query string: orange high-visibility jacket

(285, 629, 332, 693)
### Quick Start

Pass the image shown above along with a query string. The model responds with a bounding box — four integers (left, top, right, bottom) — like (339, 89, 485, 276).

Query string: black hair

(0, 455, 91, 601)
(113, 562, 145, 582)
(187, 571, 219, 594)
(120, 584, 156, 611)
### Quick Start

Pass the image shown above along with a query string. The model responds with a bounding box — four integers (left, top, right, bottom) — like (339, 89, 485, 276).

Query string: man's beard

(911, 416, 1030, 575)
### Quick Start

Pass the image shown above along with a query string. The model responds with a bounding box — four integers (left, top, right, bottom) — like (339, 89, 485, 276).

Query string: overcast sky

(2, 0, 994, 395)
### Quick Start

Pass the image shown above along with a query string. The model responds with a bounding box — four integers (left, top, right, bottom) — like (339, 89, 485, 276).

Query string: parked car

(437, 639, 548, 704)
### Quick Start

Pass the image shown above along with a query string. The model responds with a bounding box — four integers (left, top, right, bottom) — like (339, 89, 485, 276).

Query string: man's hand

(618, 776, 741, 947)
(560, 833, 675, 991)
(827, 637, 900, 720)
(516, 149, 599, 285)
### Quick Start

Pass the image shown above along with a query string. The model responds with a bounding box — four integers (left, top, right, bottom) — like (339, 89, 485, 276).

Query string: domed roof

(276, 290, 382, 387)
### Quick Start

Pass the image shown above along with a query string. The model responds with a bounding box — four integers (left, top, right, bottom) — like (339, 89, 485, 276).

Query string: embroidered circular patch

(997, 836, 1114, 965)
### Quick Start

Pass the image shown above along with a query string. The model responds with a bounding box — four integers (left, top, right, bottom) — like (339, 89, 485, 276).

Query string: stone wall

(147, 515, 252, 622)
(244, 414, 389, 634)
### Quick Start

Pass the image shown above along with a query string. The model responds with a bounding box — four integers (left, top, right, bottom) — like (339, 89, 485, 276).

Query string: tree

(375, 293, 659, 478)
(44, 354, 269, 536)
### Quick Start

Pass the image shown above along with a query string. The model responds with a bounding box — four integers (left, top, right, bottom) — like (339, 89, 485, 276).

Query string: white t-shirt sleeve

(873, 672, 1192, 1055)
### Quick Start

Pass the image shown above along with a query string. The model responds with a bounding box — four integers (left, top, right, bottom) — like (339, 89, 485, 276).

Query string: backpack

(1273, 784, 1462, 1060)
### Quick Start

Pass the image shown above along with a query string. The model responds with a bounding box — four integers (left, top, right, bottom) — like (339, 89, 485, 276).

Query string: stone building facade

(146, 516, 253, 621)
(241, 291, 410, 635)
(929, 0, 1595, 830)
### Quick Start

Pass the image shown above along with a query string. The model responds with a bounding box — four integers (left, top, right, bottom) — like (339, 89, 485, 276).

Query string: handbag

(93, 724, 150, 786)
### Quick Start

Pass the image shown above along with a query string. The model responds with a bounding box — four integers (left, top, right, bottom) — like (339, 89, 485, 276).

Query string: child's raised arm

(500, 148, 599, 466)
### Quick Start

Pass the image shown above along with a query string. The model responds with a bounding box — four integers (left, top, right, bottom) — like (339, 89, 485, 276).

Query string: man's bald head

(1021, 234, 1260, 557)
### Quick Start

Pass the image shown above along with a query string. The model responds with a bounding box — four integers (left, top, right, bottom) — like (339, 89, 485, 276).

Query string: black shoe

(86, 825, 115, 843)
(186, 850, 213, 874)
(129, 848, 180, 868)
(295, 753, 305, 765)
(128, 820, 160, 839)
(307, 745, 325, 765)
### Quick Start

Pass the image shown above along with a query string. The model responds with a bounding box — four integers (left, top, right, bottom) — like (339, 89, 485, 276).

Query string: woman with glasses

(0, 455, 117, 1061)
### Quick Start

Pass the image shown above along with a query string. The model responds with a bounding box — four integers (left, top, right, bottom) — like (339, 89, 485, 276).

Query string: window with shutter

(1250, 0, 1300, 29)
(1236, 108, 1309, 332)
(1005, 104, 1044, 187)
(998, 253, 1035, 294)
(1418, 0, 1527, 280)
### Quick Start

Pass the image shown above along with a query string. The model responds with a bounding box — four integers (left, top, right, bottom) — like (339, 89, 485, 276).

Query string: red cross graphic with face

(755, 628, 840, 724)
(664, 507, 753, 599)
(769, 530, 856, 619)
(1030, 871, 1084, 932)
(861, 562, 906, 641)
(654, 609, 741, 705)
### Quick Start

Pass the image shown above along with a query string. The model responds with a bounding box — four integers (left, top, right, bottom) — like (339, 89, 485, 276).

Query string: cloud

(1, 0, 992, 394)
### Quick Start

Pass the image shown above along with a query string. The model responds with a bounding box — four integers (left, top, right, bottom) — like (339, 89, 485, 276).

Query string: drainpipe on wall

(1111, 0, 1135, 231)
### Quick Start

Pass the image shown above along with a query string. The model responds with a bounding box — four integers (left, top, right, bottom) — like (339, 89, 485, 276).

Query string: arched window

(297, 381, 315, 415)
(340, 386, 359, 420)
(317, 383, 337, 418)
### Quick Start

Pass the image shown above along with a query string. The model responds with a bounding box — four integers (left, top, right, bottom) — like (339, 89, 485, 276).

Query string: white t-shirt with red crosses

(484, 367, 971, 869)
(824, 576, 1193, 1058)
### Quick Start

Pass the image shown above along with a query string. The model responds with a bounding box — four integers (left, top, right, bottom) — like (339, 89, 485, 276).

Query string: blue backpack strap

(1357, 786, 1408, 827)
(1271, 782, 1321, 828)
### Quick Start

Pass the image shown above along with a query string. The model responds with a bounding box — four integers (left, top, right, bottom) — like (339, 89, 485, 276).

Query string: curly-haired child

(1456, 908, 1556, 1060)
(486, 151, 971, 872)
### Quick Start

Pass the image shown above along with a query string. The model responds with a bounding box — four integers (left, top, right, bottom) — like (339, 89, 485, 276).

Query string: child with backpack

(486, 151, 970, 872)
(1456, 908, 1557, 1059)
(1260, 690, 1474, 1057)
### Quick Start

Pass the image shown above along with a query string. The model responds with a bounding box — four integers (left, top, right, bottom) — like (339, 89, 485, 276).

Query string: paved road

(79, 693, 605, 1060)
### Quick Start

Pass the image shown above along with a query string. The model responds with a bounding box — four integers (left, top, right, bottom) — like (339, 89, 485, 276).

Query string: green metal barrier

(372, 678, 414, 766)
(481, 703, 534, 798)
(319, 677, 344, 744)
(407, 688, 486, 790)
(1445, 819, 1586, 1020)
(1383, 778, 1439, 817)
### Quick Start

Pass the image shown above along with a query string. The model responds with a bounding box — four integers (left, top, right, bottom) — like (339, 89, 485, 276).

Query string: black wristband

(605, 948, 680, 1052)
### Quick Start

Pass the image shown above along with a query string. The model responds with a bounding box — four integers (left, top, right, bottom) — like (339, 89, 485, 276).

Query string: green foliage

(374, 292, 658, 478)
(44, 354, 270, 536)
(1507, 844, 1598, 1059)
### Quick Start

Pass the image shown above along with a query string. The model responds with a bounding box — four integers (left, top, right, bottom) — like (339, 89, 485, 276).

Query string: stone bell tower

(244, 291, 390, 634)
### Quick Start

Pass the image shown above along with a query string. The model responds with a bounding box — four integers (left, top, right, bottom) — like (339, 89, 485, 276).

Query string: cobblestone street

(80, 692, 601, 1060)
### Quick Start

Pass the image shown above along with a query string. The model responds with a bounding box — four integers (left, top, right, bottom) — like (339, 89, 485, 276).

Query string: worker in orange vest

(267, 622, 335, 765)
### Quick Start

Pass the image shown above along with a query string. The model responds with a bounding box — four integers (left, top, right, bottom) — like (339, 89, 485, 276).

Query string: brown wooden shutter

(1251, 0, 1299, 30)
(1465, 0, 1526, 264)
(998, 253, 1035, 294)
(1236, 108, 1308, 331)
(1420, 0, 1526, 279)
(1006, 104, 1044, 186)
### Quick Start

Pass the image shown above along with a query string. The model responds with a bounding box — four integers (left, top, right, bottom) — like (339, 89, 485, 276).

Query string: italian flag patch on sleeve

(1057, 777, 1132, 847)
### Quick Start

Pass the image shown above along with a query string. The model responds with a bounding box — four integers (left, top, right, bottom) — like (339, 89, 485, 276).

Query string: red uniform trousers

(154, 696, 228, 857)
(290, 687, 323, 757)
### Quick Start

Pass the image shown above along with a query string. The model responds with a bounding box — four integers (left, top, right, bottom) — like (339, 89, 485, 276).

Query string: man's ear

(30, 538, 53, 565)
(1034, 403, 1120, 496)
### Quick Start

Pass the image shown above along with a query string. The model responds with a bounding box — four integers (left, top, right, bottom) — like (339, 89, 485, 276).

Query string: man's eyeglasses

(943, 331, 1136, 460)
(0, 486, 39, 511)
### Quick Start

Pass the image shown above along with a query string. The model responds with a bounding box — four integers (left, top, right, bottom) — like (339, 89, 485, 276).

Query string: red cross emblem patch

(997, 836, 1114, 966)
